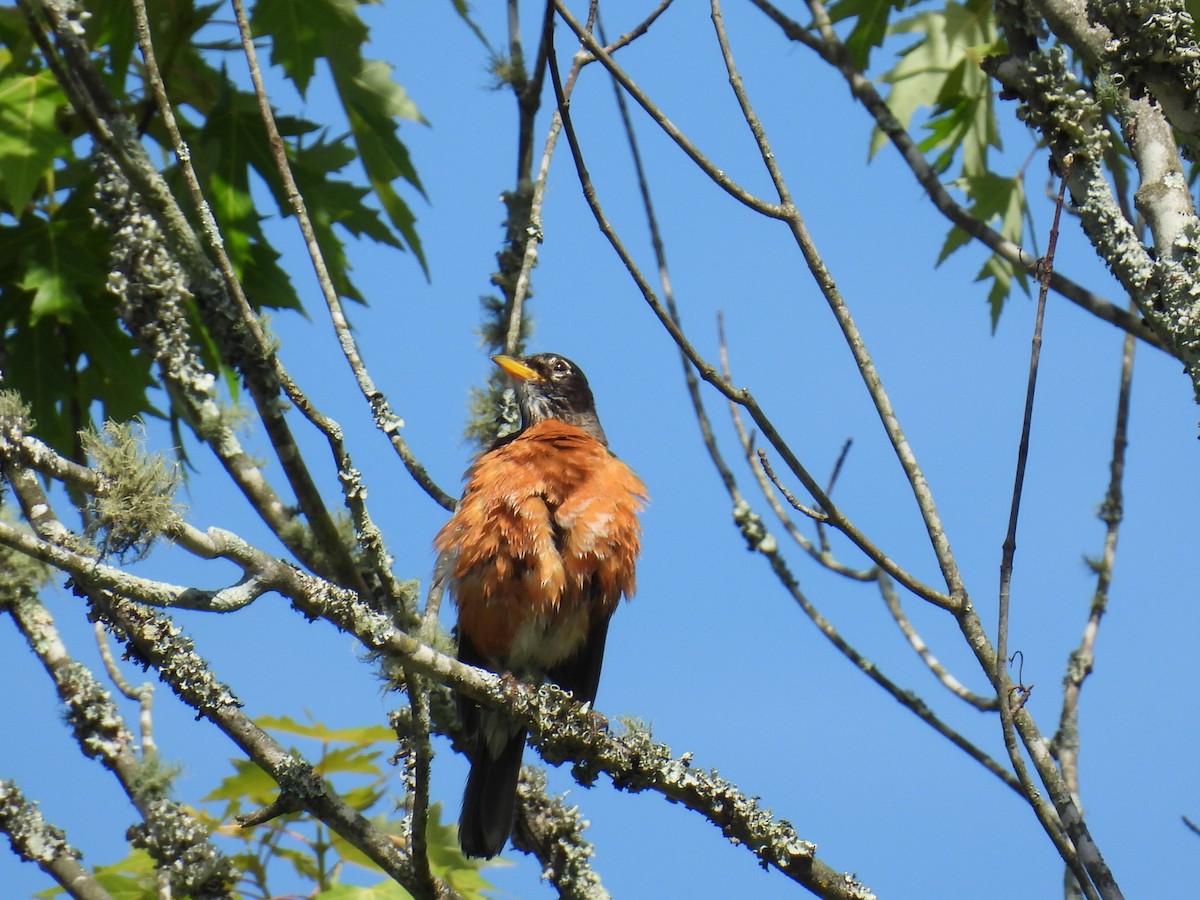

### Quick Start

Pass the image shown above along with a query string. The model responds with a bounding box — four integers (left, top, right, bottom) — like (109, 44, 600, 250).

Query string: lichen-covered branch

(512, 768, 610, 900)
(518, 686, 874, 900)
(989, 1, 1200, 403)
(6, 595, 239, 897)
(0, 780, 112, 900)
(86, 589, 439, 895)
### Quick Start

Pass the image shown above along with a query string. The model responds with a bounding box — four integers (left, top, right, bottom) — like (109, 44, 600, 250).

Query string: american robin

(434, 352, 647, 858)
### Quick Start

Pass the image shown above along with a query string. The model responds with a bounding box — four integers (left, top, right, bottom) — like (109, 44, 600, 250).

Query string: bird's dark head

(492, 353, 607, 444)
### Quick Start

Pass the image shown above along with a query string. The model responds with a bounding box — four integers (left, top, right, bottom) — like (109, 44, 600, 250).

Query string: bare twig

(996, 174, 1066, 757)
(93, 621, 158, 759)
(993, 174, 1101, 899)
(877, 574, 998, 711)
(816, 440, 852, 553)
(503, 0, 569, 357)
(1052, 304, 1137, 897)
(546, 12, 953, 610)
(756, 450, 828, 523)
(227, 0, 454, 515)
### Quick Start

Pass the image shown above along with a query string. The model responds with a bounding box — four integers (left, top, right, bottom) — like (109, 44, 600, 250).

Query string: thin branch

(503, 1, 572, 357)
(545, 19, 953, 610)
(226, 0, 453, 515)
(93, 621, 158, 759)
(877, 574, 998, 711)
(710, 0, 965, 603)
(993, 174, 1101, 899)
(757, 449, 829, 524)
(583, 0, 675, 63)
(995, 174, 1064, 762)
(131, 0, 370, 592)
(553, 1, 785, 217)
(1052, 302, 1137, 897)
(816, 439, 852, 553)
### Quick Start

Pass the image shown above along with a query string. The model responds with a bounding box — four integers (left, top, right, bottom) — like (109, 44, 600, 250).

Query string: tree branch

(0, 780, 113, 900)
(746, 0, 1169, 355)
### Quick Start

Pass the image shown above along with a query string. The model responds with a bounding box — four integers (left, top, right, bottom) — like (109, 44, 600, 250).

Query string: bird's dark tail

(459, 726, 526, 858)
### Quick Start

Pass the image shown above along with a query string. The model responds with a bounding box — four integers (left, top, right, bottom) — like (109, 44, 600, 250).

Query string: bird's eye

(550, 358, 571, 377)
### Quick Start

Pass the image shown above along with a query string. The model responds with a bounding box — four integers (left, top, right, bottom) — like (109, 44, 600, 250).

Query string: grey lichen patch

(733, 499, 776, 553)
(82, 421, 181, 561)
(95, 595, 243, 717)
(467, 377, 522, 449)
(271, 751, 325, 799)
(56, 659, 136, 764)
(128, 798, 239, 898)
(0, 780, 76, 865)
(1012, 46, 1111, 162)
(127, 755, 182, 802)
(92, 154, 234, 444)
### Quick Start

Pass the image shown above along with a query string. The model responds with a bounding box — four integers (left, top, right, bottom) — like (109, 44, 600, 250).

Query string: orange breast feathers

(435, 420, 647, 668)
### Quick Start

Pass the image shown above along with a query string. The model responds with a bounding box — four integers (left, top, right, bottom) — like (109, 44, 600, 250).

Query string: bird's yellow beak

(492, 355, 541, 382)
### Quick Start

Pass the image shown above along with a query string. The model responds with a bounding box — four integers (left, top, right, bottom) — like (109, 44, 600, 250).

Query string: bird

(434, 352, 647, 858)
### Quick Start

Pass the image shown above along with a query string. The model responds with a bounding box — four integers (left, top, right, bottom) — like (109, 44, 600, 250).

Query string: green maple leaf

(253, 0, 365, 96)
(195, 80, 302, 311)
(252, 0, 427, 270)
(4, 199, 106, 325)
(872, 0, 1001, 176)
(828, 0, 914, 70)
(0, 69, 72, 213)
(938, 173, 1030, 327)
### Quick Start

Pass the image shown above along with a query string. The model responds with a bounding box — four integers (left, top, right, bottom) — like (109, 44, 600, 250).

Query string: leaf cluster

(833, 0, 1032, 323)
(198, 715, 496, 899)
(0, 0, 427, 455)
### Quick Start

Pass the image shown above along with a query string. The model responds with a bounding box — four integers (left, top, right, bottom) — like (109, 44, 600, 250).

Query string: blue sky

(5, 2, 1200, 898)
